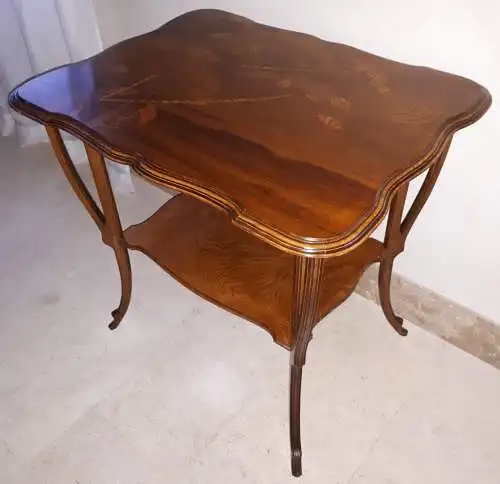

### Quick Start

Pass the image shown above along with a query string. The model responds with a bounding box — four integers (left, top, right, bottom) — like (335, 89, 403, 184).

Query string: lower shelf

(124, 195, 383, 349)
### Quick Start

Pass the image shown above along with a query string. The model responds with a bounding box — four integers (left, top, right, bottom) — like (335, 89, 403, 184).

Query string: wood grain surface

(9, 10, 493, 477)
(124, 195, 383, 348)
(8, 9, 491, 256)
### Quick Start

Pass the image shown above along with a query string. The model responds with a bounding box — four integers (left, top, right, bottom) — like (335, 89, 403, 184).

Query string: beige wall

(93, 0, 500, 323)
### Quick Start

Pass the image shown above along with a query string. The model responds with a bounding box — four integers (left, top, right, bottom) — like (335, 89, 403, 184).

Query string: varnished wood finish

(401, 139, 451, 241)
(379, 183, 409, 336)
(8, 9, 491, 256)
(290, 257, 324, 476)
(85, 143, 132, 330)
(124, 195, 383, 349)
(8, 9, 492, 478)
(47, 125, 131, 328)
(46, 126, 105, 231)
(377, 137, 452, 336)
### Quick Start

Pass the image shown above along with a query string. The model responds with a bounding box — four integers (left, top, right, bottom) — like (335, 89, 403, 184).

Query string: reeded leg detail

(289, 256, 324, 477)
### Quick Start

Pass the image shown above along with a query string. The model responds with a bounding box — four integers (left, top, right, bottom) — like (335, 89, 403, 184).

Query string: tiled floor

(2, 137, 500, 483)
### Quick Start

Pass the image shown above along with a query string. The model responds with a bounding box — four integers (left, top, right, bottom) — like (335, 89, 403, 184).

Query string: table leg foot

(378, 258, 407, 337)
(108, 245, 132, 330)
(109, 309, 122, 330)
(109, 304, 129, 330)
(392, 316, 408, 336)
(291, 449, 302, 477)
(290, 363, 303, 478)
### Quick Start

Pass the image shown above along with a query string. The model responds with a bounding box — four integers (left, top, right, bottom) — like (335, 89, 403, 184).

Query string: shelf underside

(124, 195, 384, 349)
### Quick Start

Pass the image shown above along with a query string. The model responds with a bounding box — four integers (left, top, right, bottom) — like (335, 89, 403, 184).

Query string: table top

(9, 9, 491, 256)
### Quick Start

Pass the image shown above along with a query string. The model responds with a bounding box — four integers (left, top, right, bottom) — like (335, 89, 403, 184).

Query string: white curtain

(0, 0, 134, 192)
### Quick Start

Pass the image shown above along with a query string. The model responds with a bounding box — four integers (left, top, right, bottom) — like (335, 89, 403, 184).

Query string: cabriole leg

(378, 183, 408, 336)
(378, 255, 407, 336)
(85, 145, 132, 330)
(108, 243, 132, 329)
(378, 137, 450, 335)
(46, 126, 131, 329)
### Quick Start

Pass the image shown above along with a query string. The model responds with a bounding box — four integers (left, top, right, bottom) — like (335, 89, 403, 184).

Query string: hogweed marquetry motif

(100, 74, 159, 101)
(240, 64, 316, 72)
(8, 8, 491, 479)
(330, 96, 352, 112)
(9, 9, 490, 255)
(277, 78, 292, 89)
(137, 103, 158, 125)
(317, 113, 344, 130)
(101, 93, 292, 106)
(353, 59, 391, 93)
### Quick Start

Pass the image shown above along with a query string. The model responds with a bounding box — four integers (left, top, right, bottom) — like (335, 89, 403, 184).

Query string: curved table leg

(377, 138, 450, 336)
(290, 363, 303, 476)
(289, 256, 324, 477)
(378, 183, 408, 336)
(46, 127, 105, 231)
(85, 144, 132, 330)
(401, 141, 449, 240)
(378, 256, 407, 336)
(109, 244, 132, 329)
(47, 126, 132, 328)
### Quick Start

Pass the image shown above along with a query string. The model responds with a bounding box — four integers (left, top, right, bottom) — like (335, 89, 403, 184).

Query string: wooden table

(9, 9, 491, 477)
